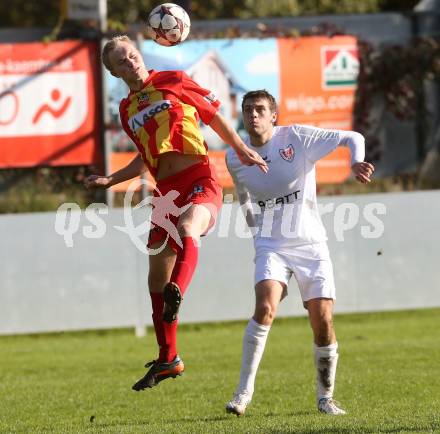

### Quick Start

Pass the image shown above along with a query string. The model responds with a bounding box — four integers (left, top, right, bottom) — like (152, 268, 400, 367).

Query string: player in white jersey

(225, 90, 374, 416)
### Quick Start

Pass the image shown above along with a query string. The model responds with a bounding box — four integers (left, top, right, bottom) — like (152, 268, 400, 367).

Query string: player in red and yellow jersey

(119, 68, 221, 178)
(85, 35, 267, 391)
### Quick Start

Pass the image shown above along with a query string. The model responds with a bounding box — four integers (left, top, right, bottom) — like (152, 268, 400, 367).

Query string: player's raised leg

(163, 203, 212, 323)
(307, 298, 346, 415)
(226, 279, 285, 416)
(132, 242, 184, 391)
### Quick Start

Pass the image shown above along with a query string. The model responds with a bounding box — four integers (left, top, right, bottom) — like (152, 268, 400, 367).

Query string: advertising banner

(278, 36, 359, 183)
(0, 40, 100, 168)
(277, 36, 359, 130)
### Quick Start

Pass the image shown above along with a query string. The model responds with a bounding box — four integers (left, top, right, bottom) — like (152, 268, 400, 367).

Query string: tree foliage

(0, 0, 60, 27)
(189, 0, 382, 20)
(354, 37, 440, 163)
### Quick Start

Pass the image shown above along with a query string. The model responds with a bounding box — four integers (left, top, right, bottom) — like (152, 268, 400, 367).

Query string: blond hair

(102, 35, 136, 73)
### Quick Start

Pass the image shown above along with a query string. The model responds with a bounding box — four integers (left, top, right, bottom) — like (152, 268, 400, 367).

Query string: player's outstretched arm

(352, 161, 375, 184)
(209, 112, 268, 173)
(84, 153, 146, 189)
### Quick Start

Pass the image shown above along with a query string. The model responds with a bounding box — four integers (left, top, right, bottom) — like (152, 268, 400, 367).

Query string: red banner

(0, 40, 101, 168)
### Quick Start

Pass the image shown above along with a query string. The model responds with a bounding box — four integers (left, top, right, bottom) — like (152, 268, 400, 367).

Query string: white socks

(314, 342, 339, 400)
(235, 321, 339, 402)
(236, 318, 271, 398)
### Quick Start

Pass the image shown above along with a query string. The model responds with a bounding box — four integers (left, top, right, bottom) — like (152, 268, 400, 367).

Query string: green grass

(1, 309, 439, 434)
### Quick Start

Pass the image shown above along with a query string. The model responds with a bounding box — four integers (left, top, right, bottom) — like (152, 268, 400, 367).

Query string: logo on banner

(321, 46, 359, 89)
(32, 89, 72, 124)
(279, 144, 295, 162)
(0, 72, 88, 137)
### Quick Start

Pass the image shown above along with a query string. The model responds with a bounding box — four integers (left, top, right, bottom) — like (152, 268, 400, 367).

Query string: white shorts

(254, 242, 336, 302)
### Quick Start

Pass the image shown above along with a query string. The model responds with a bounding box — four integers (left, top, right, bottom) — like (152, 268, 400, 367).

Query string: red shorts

(147, 160, 223, 251)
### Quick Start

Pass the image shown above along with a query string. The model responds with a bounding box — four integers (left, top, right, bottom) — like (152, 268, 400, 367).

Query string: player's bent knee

(177, 220, 205, 238)
(177, 205, 212, 238)
(177, 222, 192, 237)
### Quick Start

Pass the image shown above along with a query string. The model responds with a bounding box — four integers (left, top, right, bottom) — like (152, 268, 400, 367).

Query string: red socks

(170, 236, 199, 296)
(148, 237, 199, 362)
(150, 292, 177, 362)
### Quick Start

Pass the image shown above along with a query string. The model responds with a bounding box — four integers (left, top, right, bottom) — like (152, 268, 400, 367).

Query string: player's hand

(352, 162, 374, 184)
(237, 147, 268, 173)
(84, 174, 111, 189)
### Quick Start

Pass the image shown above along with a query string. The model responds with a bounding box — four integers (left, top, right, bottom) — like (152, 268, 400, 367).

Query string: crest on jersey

(279, 144, 295, 162)
(137, 92, 149, 103)
(187, 184, 204, 200)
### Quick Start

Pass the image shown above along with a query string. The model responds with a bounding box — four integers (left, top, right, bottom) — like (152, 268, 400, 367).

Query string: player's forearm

(340, 131, 365, 165)
(107, 153, 146, 186)
(238, 193, 256, 229)
(209, 112, 247, 152)
(244, 205, 256, 229)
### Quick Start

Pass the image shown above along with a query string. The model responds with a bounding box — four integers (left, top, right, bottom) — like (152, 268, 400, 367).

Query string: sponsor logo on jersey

(137, 92, 149, 103)
(279, 144, 295, 162)
(203, 92, 218, 104)
(128, 100, 172, 132)
(187, 184, 204, 200)
(257, 190, 301, 209)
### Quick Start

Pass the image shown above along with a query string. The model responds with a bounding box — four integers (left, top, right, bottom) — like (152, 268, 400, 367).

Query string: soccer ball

(146, 3, 191, 47)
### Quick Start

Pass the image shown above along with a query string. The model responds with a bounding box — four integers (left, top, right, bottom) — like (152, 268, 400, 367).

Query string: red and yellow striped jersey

(119, 70, 220, 178)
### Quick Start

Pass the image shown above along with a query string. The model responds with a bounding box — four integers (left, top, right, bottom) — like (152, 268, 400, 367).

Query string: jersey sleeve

(180, 71, 220, 125)
(293, 124, 365, 165)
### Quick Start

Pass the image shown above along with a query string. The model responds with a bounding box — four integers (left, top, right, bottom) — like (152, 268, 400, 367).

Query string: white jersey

(226, 124, 365, 251)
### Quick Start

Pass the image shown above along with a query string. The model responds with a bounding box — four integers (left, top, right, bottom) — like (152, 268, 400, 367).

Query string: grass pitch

(1, 309, 439, 433)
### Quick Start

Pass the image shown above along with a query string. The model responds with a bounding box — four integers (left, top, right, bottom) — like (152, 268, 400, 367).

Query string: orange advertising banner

(0, 40, 101, 168)
(277, 36, 358, 128)
(208, 150, 234, 189)
(110, 152, 146, 192)
(277, 36, 358, 183)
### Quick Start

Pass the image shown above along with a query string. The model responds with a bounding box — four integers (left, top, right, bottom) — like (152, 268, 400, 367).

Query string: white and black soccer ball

(146, 3, 191, 47)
